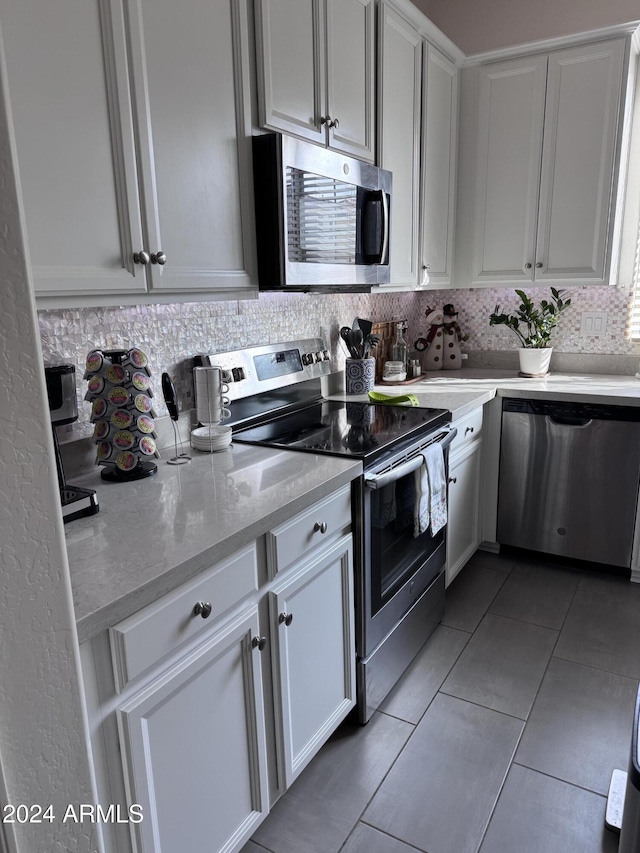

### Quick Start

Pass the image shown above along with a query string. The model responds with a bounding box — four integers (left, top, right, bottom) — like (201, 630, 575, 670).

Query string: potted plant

(488, 288, 571, 376)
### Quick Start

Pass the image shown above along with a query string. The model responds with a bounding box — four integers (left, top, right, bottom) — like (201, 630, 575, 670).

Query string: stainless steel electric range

(200, 339, 455, 722)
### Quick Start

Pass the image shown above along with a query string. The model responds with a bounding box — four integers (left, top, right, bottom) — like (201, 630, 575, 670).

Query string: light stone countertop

(66, 442, 361, 643)
(327, 368, 640, 418)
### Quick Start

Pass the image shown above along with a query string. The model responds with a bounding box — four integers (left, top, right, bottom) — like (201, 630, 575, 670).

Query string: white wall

(413, 0, 640, 55)
(0, 23, 98, 853)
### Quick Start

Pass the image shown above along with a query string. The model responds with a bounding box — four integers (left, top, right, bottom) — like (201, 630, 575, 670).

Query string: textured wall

(39, 282, 635, 437)
(412, 0, 640, 55)
(0, 32, 98, 853)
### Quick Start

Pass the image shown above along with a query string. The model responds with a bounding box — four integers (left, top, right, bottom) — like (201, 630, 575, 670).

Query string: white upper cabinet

(1, 0, 256, 304)
(460, 37, 627, 287)
(378, 3, 423, 286)
(255, 0, 375, 161)
(378, 1, 459, 290)
(421, 44, 458, 286)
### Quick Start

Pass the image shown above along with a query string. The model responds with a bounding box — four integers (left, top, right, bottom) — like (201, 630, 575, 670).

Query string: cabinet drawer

(110, 543, 258, 692)
(450, 407, 483, 457)
(266, 486, 352, 576)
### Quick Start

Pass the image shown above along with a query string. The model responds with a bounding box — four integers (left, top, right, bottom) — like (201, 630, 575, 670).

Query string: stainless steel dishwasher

(498, 399, 640, 568)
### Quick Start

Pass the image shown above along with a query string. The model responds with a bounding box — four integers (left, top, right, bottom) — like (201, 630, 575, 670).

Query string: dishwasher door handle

(548, 415, 593, 427)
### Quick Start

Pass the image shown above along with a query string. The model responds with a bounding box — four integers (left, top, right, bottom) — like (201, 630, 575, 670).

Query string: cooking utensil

(357, 318, 373, 340)
(162, 371, 191, 465)
(340, 326, 359, 359)
(363, 333, 380, 358)
(352, 328, 364, 359)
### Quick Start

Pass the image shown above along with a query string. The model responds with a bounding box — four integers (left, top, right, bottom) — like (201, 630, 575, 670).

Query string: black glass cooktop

(232, 400, 450, 463)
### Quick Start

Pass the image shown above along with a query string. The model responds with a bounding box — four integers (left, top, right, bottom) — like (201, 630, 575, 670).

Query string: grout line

(510, 761, 613, 799)
(357, 819, 430, 852)
(550, 652, 640, 682)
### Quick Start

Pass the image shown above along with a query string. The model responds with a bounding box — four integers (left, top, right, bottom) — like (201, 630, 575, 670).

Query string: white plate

(192, 425, 231, 439)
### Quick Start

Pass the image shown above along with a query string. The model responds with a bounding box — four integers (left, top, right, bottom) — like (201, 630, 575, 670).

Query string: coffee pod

(85, 374, 105, 398)
(85, 350, 104, 374)
(105, 363, 127, 385)
(113, 430, 135, 450)
(95, 441, 115, 463)
(107, 385, 130, 407)
(91, 398, 109, 422)
(133, 393, 154, 414)
(124, 348, 151, 376)
(111, 409, 134, 430)
(93, 420, 111, 441)
(115, 451, 138, 472)
(138, 435, 157, 456)
(134, 414, 155, 435)
(129, 371, 153, 394)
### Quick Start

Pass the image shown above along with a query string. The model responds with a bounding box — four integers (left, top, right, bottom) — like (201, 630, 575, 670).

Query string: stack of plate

(191, 425, 232, 452)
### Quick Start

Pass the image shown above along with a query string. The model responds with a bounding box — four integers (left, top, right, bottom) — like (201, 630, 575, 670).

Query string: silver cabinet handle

(465, 426, 474, 435)
(536, 262, 543, 268)
(328, 117, 340, 129)
(133, 250, 150, 265)
(524, 263, 532, 269)
(193, 601, 212, 619)
(278, 612, 293, 627)
(252, 636, 267, 651)
(422, 264, 431, 271)
(151, 250, 167, 265)
(314, 521, 328, 534)
(320, 115, 330, 126)
(448, 476, 457, 484)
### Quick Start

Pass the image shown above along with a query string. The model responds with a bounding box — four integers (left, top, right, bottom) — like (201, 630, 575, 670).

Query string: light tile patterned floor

(243, 551, 639, 853)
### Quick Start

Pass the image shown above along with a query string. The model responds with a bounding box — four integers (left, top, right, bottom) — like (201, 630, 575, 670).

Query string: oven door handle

(364, 428, 457, 490)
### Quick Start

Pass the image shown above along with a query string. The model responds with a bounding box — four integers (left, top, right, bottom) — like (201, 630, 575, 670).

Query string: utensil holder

(345, 358, 375, 394)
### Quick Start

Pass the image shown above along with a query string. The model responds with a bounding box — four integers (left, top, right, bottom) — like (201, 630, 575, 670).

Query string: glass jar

(390, 322, 408, 371)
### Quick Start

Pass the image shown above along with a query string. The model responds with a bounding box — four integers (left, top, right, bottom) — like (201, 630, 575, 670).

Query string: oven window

(369, 468, 444, 614)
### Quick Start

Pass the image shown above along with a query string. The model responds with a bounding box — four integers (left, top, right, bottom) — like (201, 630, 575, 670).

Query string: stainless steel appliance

(45, 364, 99, 522)
(200, 340, 454, 722)
(498, 399, 640, 569)
(252, 134, 391, 291)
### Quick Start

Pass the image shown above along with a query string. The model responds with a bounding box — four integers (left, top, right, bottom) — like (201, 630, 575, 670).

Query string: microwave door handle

(372, 189, 389, 265)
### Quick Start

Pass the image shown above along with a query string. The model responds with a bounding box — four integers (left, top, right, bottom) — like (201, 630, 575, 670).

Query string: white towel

(413, 443, 447, 537)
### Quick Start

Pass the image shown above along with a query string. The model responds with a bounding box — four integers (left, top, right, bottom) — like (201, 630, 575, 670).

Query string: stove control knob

(304, 353, 314, 366)
(323, 350, 330, 360)
(232, 367, 245, 382)
(301, 353, 308, 366)
(315, 352, 323, 363)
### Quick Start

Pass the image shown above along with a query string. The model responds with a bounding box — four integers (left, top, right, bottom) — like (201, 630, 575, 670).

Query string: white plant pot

(518, 347, 552, 376)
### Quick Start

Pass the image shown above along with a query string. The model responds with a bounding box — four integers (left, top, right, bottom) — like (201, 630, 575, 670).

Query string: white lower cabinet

(117, 608, 269, 853)
(82, 487, 355, 853)
(446, 409, 483, 587)
(270, 534, 355, 788)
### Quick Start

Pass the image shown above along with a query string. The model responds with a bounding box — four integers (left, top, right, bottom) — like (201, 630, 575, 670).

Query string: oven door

(357, 428, 456, 657)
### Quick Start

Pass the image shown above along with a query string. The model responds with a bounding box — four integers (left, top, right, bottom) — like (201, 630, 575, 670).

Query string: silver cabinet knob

(314, 521, 328, 534)
(448, 476, 457, 484)
(320, 115, 330, 126)
(151, 250, 167, 265)
(193, 601, 212, 619)
(278, 612, 293, 627)
(465, 426, 474, 435)
(524, 263, 532, 269)
(252, 636, 267, 651)
(133, 250, 150, 265)
(536, 262, 543, 268)
(328, 117, 340, 129)
(422, 264, 431, 271)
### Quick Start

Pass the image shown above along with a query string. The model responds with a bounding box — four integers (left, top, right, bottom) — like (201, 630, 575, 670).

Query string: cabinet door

(0, 0, 146, 299)
(255, 0, 326, 145)
(325, 0, 375, 161)
(446, 440, 482, 587)
(536, 39, 625, 283)
(117, 609, 269, 853)
(270, 534, 355, 788)
(379, 3, 423, 287)
(421, 44, 458, 286)
(470, 55, 548, 285)
(126, 0, 255, 294)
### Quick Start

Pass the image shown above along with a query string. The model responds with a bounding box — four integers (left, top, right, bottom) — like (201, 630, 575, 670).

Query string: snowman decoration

(414, 306, 445, 371)
(442, 303, 469, 370)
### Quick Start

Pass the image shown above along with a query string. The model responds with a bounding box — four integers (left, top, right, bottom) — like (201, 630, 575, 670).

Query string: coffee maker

(45, 364, 99, 523)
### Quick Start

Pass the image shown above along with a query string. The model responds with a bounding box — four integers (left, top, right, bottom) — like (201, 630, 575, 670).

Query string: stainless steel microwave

(252, 133, 391, 291)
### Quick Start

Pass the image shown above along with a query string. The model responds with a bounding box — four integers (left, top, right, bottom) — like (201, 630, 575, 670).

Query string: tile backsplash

(39, 283, 636, 436)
